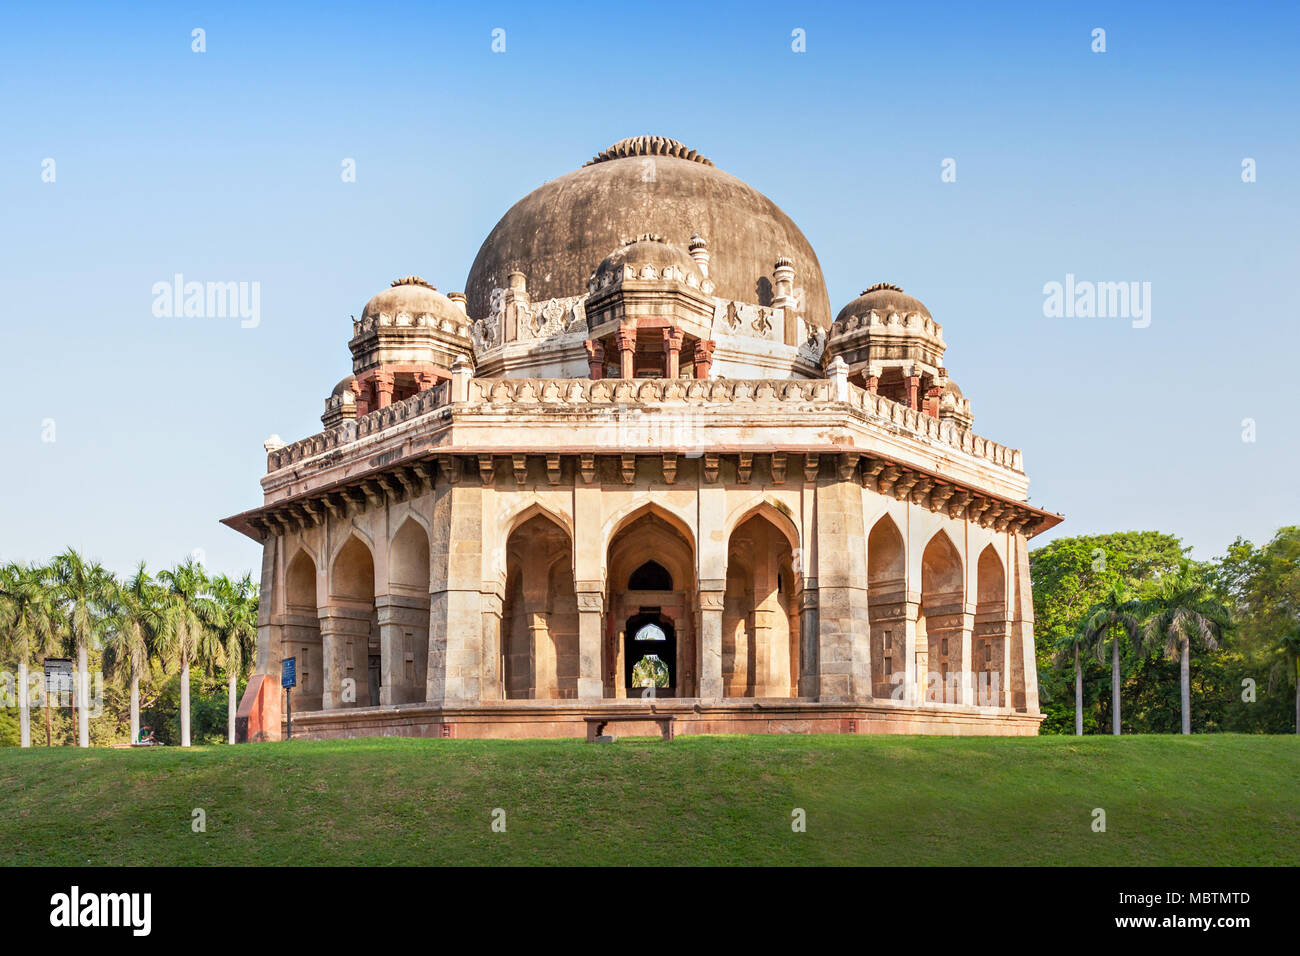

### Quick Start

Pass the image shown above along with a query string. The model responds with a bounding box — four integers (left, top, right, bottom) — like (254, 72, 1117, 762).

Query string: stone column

(798, 586, 820, 697)
(480, 588, 504, 701)
(698, 590, 725, 699)
(426, 466, 485, 703)
(615, 326, 637, 379)
(813, 460, 872, 700)
(374, 370, 395, 409)
(584, 339, 605, 380)
(905, 365, 921, 411)
(958, 605, 976, 706)
(1010, 532, 1040, 713)
(864, 364, 881, 395)
(693, 339, 715, 379)
(320, 605, 371, 709)
(901, 598, 920, 707)
(662, 327, 684, 379)
(526, 600, 555, 699)
(576, 589, 604, 699)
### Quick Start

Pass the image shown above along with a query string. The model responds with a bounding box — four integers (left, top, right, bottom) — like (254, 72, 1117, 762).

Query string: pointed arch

(388, 517, 430, 595)
(502, 511, 578, 700)
(974, 544, 1009, 708)
(920, 530, 964, 703)
(867, 514, 908, 698)
(724, 496, 801, 555)
(721, 510, 800, 698)
(331, 534, 377, 601)
(602, 499, 696, 555)
(283, 546, 324, 711)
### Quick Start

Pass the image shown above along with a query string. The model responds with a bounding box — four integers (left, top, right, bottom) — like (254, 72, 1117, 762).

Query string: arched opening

(976, 545, 1008, 708)
(605, 508, 696, 698)
(867, 516, 907, 699)
(381, 519, 431, 704)
(284, 549, 323, 711)
(628, 560, 673, 591)
(328, 536, 379, 708)
(722, 512, 801, 698)
(920, 532, 964, 704)
(501, 513, 579, 699)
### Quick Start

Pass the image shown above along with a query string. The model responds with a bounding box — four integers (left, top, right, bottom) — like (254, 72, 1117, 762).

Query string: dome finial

(585, 136, 713, 167)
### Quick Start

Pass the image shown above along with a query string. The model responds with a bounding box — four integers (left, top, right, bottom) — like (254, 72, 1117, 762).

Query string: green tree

(0, 563, 63, 747)
(51, 550, 114, 748)
(1082, 584, 1140, 735)
(104, 563, 161, 745)
(208, 572, 258, 744)
(1140, 562, 1231, 735)
(1052, 629, 1091, 735)
(157, 559, 218, 748)
(1275, 624, 1300, 735)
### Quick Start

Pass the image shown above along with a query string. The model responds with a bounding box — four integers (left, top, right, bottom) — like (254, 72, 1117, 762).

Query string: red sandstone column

(351, 376, 371, 416)
(905, 368, 921, 411)
(615, 326, 637, 379)
(374, 370, 395, 409)
(694, 339, 715, 379)
(585, 339, 605, 380)
(925, 383, 942, 418)
(414, 370, 437, 392)
(663, 327, 684, 379)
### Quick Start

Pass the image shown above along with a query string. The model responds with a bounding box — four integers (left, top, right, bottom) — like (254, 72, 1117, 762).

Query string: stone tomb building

(224, 136, 1061, 741)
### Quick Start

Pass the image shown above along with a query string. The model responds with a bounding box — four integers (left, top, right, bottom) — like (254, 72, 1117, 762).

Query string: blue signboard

(281, 657, 297, 689)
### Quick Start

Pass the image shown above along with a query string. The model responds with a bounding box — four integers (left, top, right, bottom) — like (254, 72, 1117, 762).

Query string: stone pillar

(905, 365, 921, 411)
(688, 234, 710, 276)
(1010, 533, 1040, 713)
(693, 339, 715, 379)
(351, 376, 371, 416)
(526, 600, 555, 699)
(426, 468, 485, 703)
(576, 589, 604, 699)
(414, 370, 438, 392)
(901, 599, 920, 707)
(958, 606, 976, 706)
(798, 587, 820, 697)
(925, 381, 943, 419)
(450, 355, 472, 402)
(320, 605, 371, 709)
(914, 608, 930, 703)
(480, 588, 504, 701)
(864, 364, 881, 395)
(773, 256, 798, 346)
(698, 590, 725, 699)
(828, 355, 849, 402)
(374, 370, 395, 409)
(584, 339, 605, 380)
(662, 327, 684, 379)
(615, 326, 637, 379)
(813, 462, 872, 700)
(376, 595, 428, 706)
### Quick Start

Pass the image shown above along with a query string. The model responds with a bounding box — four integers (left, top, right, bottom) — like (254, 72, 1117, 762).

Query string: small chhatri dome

(585, 136, 713, 167)
(361, 276, 462, 326)
(836, 283, 932, 323)
(591, 235, 704, 290)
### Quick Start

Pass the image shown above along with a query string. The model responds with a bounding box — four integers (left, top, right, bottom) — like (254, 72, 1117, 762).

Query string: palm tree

(1083, 584, 1140, 736)
(1275, 623, 1300, 735)
(104, 563, 161, 745)
(1139, 562, 1230, 735)
(1053, 628, 1091, 735)
(157, 559, 218, 747)
(51, 550, 114, 747)
(0, 563, 63, 747)
(208, 573, 259, 744)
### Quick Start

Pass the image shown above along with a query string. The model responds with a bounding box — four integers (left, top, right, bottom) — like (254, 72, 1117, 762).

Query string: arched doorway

(722, 511, 801, 698)
(381, 519, 431, 704)
(623, 612, 677, 694)
(326, 535, 379, 708)
(920, 532, 964, 704)
(975, 545, 1008, 708)
(501, 513, 579, 700)
(284, 549, 323, 712)
(867, 515, 907, 700)
(604, 508, 696, 698)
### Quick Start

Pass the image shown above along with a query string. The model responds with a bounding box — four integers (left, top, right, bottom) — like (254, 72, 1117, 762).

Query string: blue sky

(1, 1, 1297, 576)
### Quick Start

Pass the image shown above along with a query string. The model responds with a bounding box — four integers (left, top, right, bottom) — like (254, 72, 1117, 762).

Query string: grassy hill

(1, 734, 1295, 866)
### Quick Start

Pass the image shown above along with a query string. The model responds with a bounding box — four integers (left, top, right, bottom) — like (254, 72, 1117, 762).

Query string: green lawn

(1, 734, 1295, 866)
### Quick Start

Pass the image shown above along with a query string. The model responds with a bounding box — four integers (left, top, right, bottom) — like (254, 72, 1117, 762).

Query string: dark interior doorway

(623, 611, 676, 696)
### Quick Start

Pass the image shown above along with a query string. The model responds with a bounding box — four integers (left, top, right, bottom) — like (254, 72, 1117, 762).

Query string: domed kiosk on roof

(223, 136, 1062, 745)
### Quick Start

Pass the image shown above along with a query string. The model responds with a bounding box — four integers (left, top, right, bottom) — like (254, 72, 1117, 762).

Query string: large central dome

(466, 137, 832, 330)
